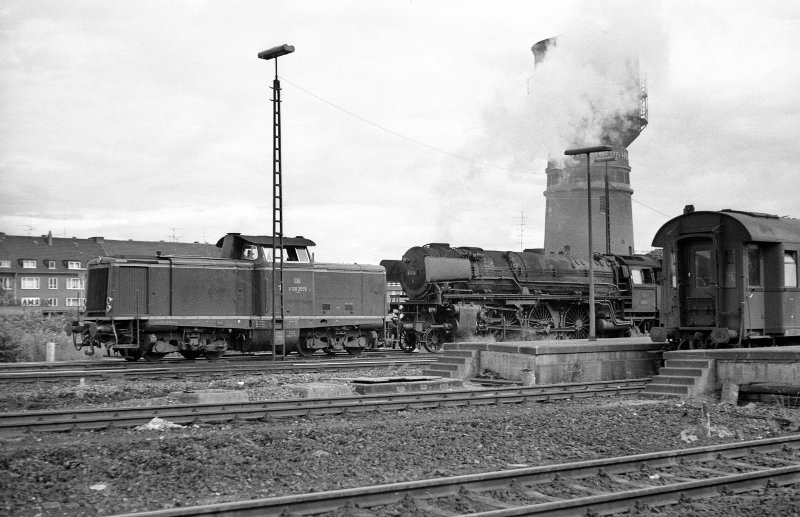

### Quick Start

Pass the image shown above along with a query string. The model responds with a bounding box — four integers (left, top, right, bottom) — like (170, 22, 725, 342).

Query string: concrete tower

(532, 37, 648, 256)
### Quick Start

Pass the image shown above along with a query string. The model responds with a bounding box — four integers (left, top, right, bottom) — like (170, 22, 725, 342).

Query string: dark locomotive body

(383, 243, 660, 352)
(74, 234, 386, 360)
(650, 208, 800, 348)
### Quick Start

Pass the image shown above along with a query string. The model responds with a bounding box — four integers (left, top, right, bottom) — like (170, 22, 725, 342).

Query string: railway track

(0, 356, 434, 384)
(111, 435, 800, 516)
(0, 348, 414, 373)
(0, 379, 647, 435)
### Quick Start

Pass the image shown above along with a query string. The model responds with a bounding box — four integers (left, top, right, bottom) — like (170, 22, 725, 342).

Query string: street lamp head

(258, 44, 295, 61)
(564, 145, 613, 156)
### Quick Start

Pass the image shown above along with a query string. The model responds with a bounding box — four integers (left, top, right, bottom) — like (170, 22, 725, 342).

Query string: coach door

(679, 237, 718, 327)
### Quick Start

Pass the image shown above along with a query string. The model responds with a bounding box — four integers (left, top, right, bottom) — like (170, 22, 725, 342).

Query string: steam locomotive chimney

(532, 37, 648, 256)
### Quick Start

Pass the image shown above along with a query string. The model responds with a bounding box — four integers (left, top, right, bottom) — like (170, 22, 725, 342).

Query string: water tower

(532, 37, 648, 256)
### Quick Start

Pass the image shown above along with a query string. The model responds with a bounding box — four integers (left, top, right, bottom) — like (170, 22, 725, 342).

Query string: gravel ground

(1, 368, 800, 516)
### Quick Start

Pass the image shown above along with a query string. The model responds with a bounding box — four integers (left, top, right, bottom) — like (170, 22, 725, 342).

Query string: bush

(0, 310, 87, 362)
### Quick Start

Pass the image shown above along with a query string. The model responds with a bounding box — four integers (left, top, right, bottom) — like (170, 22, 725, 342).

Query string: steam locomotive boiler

(71, 234, 386, 360)
(384, 243, 660, 352)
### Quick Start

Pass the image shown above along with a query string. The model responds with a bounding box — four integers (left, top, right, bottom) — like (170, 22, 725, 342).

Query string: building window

(21, 297, 41, 306)
(48, 278, 58, 289)
(67, 278, 84, 290)
(66, 298, 85, 307)
(599, 195, 608, 213)
(0, 260, 10, 268)
(45, 298, 58, 307)
(47, 260, 56, 269)
(748, 246, 762, 286)
(785, 251, 798, 288)
(0, 278, 12, 290)
(23, 260, 36, 269)
(21, 277, 40, 289)
(67, 261, 82, 270)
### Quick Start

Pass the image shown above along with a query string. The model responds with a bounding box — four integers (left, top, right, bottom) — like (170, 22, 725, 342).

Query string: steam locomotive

(71, 233, 386, 360)
(382, 244, 660, 352)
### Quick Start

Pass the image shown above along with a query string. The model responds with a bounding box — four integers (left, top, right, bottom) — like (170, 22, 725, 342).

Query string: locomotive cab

(216, 233, 315, 264)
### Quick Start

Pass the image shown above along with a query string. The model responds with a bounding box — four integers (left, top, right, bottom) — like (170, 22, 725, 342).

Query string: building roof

(0, 231, 220, 273)
(0, 232, 106, 273)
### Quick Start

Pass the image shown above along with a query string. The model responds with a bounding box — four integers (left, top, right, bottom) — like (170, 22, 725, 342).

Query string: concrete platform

(641, 346, 800, 401)
(349, 376, 463, 395)
(428, 337, 664, 384)
(170, 389, 250, 404)
(286, 383, 355, 398)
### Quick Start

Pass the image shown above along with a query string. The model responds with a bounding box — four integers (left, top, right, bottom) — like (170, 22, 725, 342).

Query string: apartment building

(0, 231, 219, 313)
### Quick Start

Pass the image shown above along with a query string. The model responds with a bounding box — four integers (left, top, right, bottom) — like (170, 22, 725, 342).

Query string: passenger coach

(650, 207, 800, 348)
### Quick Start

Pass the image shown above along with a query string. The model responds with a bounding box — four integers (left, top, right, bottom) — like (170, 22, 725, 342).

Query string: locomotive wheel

(143, 351, 167, 362)
(345, 346, 364, 356)
(422, 328, 445, 353)
(400, 331, 417, 352)
(296, 335, 319, 357)
(203, 351, 224, 361)
(562, 305, 590, 340)
(179, 350, 202, 360)
(523, 304, 554, 338)
(72, 332, 84, 351)
(118, 349, 142, 362)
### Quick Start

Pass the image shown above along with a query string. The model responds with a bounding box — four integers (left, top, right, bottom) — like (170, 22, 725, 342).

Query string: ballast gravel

(1, 369, 799, 516)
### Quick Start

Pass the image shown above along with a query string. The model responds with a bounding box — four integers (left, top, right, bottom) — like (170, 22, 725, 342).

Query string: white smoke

(482, 1, 670, 168)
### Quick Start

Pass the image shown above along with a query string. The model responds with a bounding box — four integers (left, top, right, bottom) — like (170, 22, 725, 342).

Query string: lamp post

(259, 44, 294, 359)
(594, 154, 616, 255)
(564, 145, 613, 341)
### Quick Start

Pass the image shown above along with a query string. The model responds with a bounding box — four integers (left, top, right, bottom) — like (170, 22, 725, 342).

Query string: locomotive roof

(214, 234, 316, 248)
(652, 209, 800, 246)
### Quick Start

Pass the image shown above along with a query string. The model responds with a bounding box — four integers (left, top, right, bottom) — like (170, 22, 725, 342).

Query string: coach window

(747, 246, 762, 287)
(695, 250, 712, 287)
(785, 251, 798, 288)
(724, 249, 736, 288)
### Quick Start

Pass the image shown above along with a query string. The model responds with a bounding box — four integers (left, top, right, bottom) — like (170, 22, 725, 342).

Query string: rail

(109, 435, 800, 516)
(0, 379, 648, 436)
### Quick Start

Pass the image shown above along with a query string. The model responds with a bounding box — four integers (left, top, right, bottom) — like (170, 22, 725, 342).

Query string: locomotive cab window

(242, 245, 259, 260)
(285, 247, 310, 263)
(630, 268, 654, 285)
(785, 251, 798, 288)
(262, 246, 311, 263)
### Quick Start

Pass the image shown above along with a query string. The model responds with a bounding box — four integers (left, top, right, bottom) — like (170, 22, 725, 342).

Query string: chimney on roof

(47, 231, 53, 246)
(90, 236, 105, 243)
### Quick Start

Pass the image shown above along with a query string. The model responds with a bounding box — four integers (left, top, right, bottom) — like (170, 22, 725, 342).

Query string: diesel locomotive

(650, 207, 800, 348)
(71, 233, 386, 360)
(382, 243, 660, 352)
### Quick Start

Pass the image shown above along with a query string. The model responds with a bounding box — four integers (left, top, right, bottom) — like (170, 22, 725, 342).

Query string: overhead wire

(280, 76, 671, 220)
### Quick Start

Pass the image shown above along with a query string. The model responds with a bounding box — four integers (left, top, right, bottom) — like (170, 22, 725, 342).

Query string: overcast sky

(2, 0, 799, 263)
